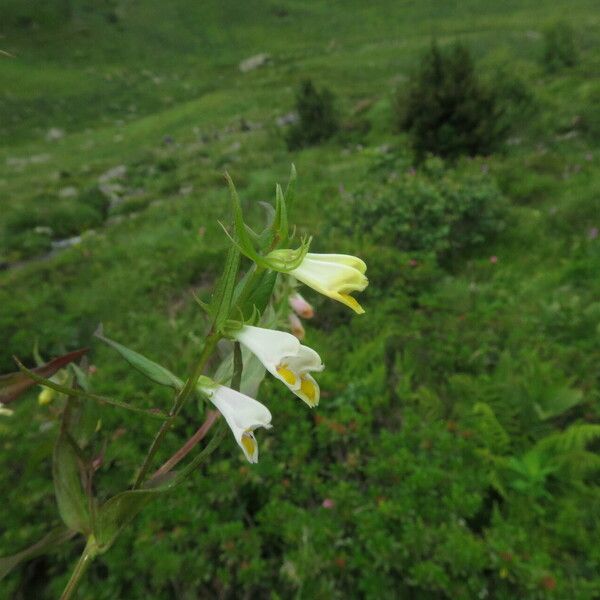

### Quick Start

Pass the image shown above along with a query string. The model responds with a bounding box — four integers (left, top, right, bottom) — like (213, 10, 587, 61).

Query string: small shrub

(286, 79, 339, 150)
(543, 21, 578, 71)
(330, 157, 507, 260)
(398, 43, 509, 160)
(78, 185, 111, 218)
(0, 0, 72, 29)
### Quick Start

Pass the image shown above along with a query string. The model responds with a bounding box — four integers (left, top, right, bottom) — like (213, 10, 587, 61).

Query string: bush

(399, 43, 509, 160)
(286, 79, 339, 150)
(330, 156, 507, 260)
(0, 0, 72, 29)
(543, 21, 578, 71)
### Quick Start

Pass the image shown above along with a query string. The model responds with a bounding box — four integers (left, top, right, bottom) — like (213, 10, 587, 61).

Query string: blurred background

(1, 1, 599, 598)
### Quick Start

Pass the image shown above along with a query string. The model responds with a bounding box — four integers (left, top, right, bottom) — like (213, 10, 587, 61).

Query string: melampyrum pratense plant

(0, 167, 368, 598)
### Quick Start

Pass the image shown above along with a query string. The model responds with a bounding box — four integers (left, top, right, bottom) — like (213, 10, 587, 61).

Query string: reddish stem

(150, 410, 220, 481)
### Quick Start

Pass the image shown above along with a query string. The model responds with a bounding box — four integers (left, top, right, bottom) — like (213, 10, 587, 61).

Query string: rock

(239, 53, 271, 73)
(34, 226, 53, 236)
(51, 235, 82, 250)
(276, 112, 298, 127)
(46, 127, 65, 142)
(99, 183, 124, 205)
(228, 141, 241, 153)
(98, 165, 127, 184)
(59, 186, 78, 198)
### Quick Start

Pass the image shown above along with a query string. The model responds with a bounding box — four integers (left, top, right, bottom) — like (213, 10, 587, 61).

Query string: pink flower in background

(588, 227, 598, 240)
(490, 255, 498, 264)
(322, 498, 335, 509)
(289, 313, 305, 340)
(289, 292, 314, 319)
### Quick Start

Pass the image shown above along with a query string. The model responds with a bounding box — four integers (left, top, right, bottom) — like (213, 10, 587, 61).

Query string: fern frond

(536, 423, 600, 454)
(472, 402, 511, 454)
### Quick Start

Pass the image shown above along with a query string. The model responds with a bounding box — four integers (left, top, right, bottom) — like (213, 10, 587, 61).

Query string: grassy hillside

(1, 1, 599, 598)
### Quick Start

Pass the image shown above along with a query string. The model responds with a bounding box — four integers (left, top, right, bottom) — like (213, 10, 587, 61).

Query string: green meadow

(1, 1, 599, 597)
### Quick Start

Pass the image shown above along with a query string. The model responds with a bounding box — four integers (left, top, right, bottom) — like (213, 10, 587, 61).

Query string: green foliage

(1, 1, 600, 598)
(286, 80, 339, 150)
(399, 43, 510, 159)
(0, 0, 72, 29)
(2, 194, 105, 261)
(543, 21, 579, 71)
(329, 156, 507, 260)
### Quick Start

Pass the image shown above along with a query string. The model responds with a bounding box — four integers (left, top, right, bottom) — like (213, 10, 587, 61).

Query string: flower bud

(288, 313, 305, 340)
(289, 293, 314, 319)
(38, 387, 55, 406)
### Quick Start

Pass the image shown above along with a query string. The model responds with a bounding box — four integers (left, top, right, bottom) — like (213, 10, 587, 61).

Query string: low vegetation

(0, 1, 598, 598)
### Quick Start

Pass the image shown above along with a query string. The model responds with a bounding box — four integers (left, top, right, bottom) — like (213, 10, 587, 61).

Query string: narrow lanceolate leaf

(53, 431, 91, 534)
(1, 348, 88, 404)
(14, 359, 168, 420)
(212, 236, 241, 330)
(284, 163, 297, 209)
(95, 330, 183, 389)
(270, 183, 289, 248)
(224, 172, 260, 260)
(0, 527, 76, 581)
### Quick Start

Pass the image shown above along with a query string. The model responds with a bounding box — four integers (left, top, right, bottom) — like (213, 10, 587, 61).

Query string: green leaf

(534, 385, 583, 420)
(241, 270, 278, 317)
(53, 431, 91, 534)
(211, 237, 241, 330)
(272, 183, 289, 246)
(224, 173, 259, 258)
(14, 359, 168, 420)
(1, 348, 88, 404)
(284, 163, 297, 209)
(0, 527, 76, 581)
(94, 489, 161, 552)
(70, 363, 91, 392)
(95, 329, 183, 390)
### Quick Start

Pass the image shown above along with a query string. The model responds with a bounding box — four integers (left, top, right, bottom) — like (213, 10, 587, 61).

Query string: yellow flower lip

(277, 365, 298, 386)
(299, 376, 318, 407)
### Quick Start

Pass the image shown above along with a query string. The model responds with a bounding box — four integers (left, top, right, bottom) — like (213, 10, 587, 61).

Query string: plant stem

(231, 342, 243, 391)
(132, 332, 220, 489)
(150, 410, 220, 481)
(60, 537, 96, 600)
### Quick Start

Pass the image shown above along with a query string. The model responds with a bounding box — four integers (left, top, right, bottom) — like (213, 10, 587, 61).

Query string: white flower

(233, 325, 324, 407)
(201, 383, 272, 463)
(290, 253, 368, 314)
